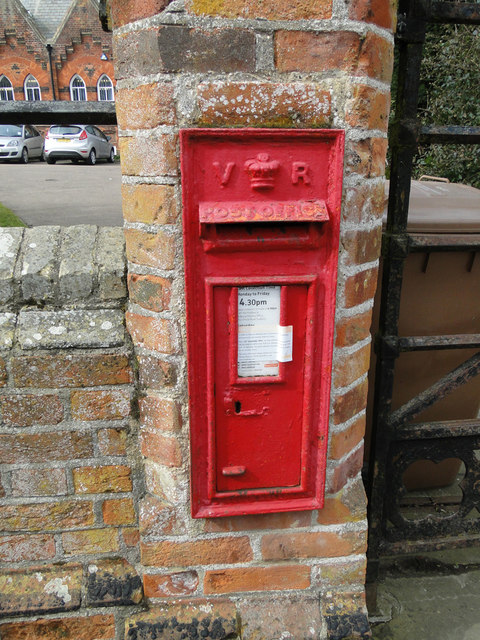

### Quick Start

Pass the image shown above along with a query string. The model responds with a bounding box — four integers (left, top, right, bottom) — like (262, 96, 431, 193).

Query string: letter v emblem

(213, 161, 235, 186)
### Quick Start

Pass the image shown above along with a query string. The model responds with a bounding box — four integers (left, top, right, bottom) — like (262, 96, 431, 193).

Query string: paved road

(0, 159, 123, 226)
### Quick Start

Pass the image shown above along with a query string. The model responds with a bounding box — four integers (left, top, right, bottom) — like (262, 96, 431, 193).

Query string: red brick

(0, 432, 93, 464)
(128, 273, 173, 312)
(344, 267, 379, 308)
(102, 497, 136, 525)
(276, 31, 360, 73)
(204, 565, 310, 594)
(123, 528, 141, 548)
(10, 468, 67, 497)
(0, 394, 63, 427)
(122, 184, 178, 225)
(114, 29, 161, 80)
(261, 530, 366, 561)
(198, 81, 331, 127)
(333, 379, 368, 425)
(343, 181, 387, 225)
(237, 596, 322, 640)
(157, 25, 256, 73)
(0, 357, 7, 386)
(141, 537, 253, 567)
(349, 0, 396, 30)
(140, 429, 183, 467)
(324, 475, 367, 523)
(73, 465, 132, 494)
(144, 571, 199, 598)
(139, 395, 181, 432)
(346, 85, 391, 132)
(70, 389, 131, 421)
(126, 312, 176, 354)
(343, 226, 382, 266)
(346, 138, 388, 178)
(109, 0, 170, 28)
(328, 445, 365, 494)
(330, 415, 366, 460)
(0, 614, 115, 640)
(139, 494, 188, 537)
(119, 134, 178, 177)
(316, 557, 367, 588)
(0, 534, 56, 563)
(275, 30, 393, 82)
(204, 510, 312, 533)
(124, 228, 176, 270)
(189, 0, 332, 19)
(97, 427, 128, 456)
(334, 343, 371, 388)
(125, 604, 237, 639)
(62, 529, 119, 555)
(0, 565, 82, 616)
(335, 311, 373, 347)
(11, 353, 132, 388)
(329, 416, 365, 460)
(0, 500, 94, 532)
(357, 32, 394, 83)
(116, 83, 176, 130)
(316, 497, 356, 526)
(138, 355, 177, 389)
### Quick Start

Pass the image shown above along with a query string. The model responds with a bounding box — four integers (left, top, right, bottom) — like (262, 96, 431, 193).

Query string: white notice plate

(237, 286, 292, 378)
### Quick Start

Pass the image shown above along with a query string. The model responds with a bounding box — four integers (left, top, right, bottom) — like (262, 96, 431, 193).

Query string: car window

(25, 126, 34, 138)
(93, 127, 107, 141)
(85, 126, 95, 135)
(50, 126, 82, 135)
(0, 125, 22, 137)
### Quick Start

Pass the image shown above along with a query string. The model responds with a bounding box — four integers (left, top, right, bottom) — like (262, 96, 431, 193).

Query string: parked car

(44, 124, 115, 165)
(0, 124, 44, 163)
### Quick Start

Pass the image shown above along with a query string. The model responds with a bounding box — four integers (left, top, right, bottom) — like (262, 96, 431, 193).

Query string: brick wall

(108, 0, 395, 638)
(0, 226, 142, 638)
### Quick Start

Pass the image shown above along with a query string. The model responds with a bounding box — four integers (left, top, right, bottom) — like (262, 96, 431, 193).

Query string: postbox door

(212, 282, 313, 494)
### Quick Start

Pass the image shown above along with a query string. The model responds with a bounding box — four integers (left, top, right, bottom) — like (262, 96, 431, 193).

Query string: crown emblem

(244, 153, 280, 190)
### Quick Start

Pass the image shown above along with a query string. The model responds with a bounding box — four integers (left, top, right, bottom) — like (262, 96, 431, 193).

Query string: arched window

(24, 74, 41, 101)
(70, 75, 87, 101)
(97, 74, 114, 101)
(0, 75, 15, 101)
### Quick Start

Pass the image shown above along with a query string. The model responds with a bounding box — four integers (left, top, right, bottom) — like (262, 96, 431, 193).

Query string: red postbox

(181, 128, 344, 518)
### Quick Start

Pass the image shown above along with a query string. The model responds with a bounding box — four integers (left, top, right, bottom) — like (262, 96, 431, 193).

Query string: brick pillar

(109, 1, 394, 637)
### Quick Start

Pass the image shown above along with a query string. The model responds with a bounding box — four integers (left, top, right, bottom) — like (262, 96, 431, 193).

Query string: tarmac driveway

(0, 160, 123, 227)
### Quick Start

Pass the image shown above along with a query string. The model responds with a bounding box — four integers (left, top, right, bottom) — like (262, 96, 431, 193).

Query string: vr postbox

(181, 128, 344, 517)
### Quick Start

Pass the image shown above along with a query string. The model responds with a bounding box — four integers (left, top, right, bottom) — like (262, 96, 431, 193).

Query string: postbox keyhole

(234, 401, 242, 414)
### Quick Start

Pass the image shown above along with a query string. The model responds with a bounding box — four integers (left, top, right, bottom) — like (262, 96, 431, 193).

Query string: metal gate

(366, 0, 480, 585)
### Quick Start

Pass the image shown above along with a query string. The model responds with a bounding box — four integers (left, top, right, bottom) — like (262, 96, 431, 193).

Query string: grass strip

(0, 202, 27, 227)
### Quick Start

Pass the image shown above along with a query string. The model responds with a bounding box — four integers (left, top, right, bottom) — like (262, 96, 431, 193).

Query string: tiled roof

(19, 0, 75, 41)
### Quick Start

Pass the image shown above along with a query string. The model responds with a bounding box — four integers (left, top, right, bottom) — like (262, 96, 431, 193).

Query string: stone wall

(0, 226, 143, 639)
(108, 0, 395, 638)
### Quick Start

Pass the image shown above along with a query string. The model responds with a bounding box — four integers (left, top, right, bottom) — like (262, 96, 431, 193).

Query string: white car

(44, 124, 115, 165)
(0, 124, 44, 163)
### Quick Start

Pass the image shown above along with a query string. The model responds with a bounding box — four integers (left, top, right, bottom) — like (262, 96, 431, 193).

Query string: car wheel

(20, 147, 29, 164)
(107, 148, 115, 163)
(46, 157, 56, 165)
(87, 149, 96, 165)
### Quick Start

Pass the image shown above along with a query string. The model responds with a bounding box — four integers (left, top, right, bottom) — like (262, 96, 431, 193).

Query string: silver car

(0, 124, 44, 163)
(44, 124, 115, 165)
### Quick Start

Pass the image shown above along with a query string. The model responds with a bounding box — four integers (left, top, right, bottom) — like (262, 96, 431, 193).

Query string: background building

(0, 0, 116, 137)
